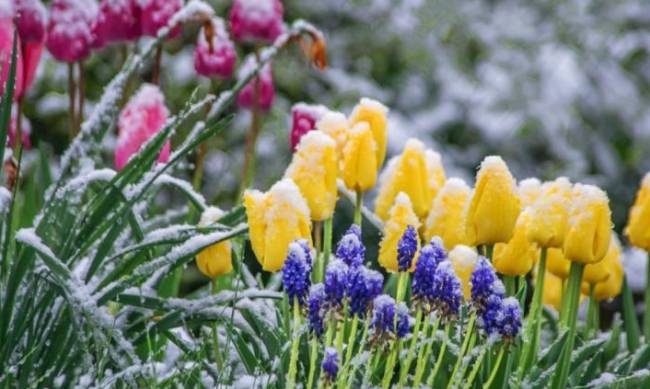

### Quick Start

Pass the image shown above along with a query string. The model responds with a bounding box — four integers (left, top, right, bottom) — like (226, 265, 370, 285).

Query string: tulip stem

(67, 62, 77, 140)
(644, 251, 650, 341)
(412, 313, 434, 387)
(322, 218, 333, 281)
(447, 312, 476, 389)
(287, 300, 302, 389)
(483, 346, 506, 389)
(313, 221, 323, 282)
(354, 190, 363, 227)
(486, 244, 494, 261)
(77, 61, 85, 131)
(551, 261, 584, 389)
(504, 276, 516, 296)
(464, 345, 488, 389)
(152, 46, 162, 85)
(239, 49, 263, 199)
(344, 318, 369, 389)
(306, 336, 318, 389)
(516, 247, 547, 386)
(211, 279, 224, 371)
(586, 284, 599, 337)
(13, 97, 23, 154)
(398, 309, 424, 388)
(426, 321, 449, 387)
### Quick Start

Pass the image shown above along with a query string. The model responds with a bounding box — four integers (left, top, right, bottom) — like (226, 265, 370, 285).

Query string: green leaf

(0, 28, 18, 176)
(621, 276, 641, 352)
(627, 344, 650, 373)
(576, 350, 603, 386)
(569, 337, 607, 372)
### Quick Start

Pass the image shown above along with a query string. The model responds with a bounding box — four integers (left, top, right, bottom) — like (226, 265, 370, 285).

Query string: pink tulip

(138, 0, 182, 38)
(0, 9, 25, 100)
(230, 0, 284, 44)
(46, 0, 97, 63)
(92, 0, 140, 48)
(237, 57, 274, 112)
(194, 18, 237, 79)
(14, 0, 46, 93)
(289, 103, 328, 150)
(7, 108, 32, 150)
(115, 84, 171, 171)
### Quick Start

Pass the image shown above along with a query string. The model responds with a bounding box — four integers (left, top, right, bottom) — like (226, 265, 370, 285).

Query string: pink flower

(237, 57, 274, 112)
(92, 0, 140, 48)
(14, 0, 47, 94)
(194, 18, 237, 79)
(46, 0, 97, 63)
(115, 84, 171, 171)
(289, 103, 328, 150)
(230, 0, 284, 44)
(138, 0, 182, 38)
(7, 108, 32, 150)
(0, 8, 25, 100)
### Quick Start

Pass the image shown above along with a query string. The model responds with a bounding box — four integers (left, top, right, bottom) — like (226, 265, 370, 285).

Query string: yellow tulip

(449, 245, 478, 299)
(546, 247, 571, 279)
(424, 178, 471, 249)
(526, 177, 573, 248)
(285, 130, 338, 221)
(583, 233, 621, 285)
(518, 178, 542, 208)
(374, 139, 445, 221)
(465, 156, 521, 245)
(244, 179, 312, 272)
(196, 207, 233, 278)
(349, 97, 388, 168)
(316, 111, 348, 164)
(625, 173, 650, 251)
(493, 210, 538, 276)
(592, 255, 624, 301)
(378, 193, 420, 272)
(425, 150, 446, 208)
(563, 184, 612, 264)
(542, 271, 563, 312)
(341, 122, 378, 192)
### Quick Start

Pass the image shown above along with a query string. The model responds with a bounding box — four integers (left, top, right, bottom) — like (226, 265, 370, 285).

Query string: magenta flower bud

(7, 109, 32, 150)
(46, 0, 97, 63)
(138, 0, 182, 38)
(92, 0, 140, 48)
(229, 0, 284, 44)
(289, 103, 328, 150)
(237, 57, 274, 112)
(0, 10, 25, 100)
(115, 83, 171, 171)
(194, 18, 237, 79)
(14, 0, 47, 43)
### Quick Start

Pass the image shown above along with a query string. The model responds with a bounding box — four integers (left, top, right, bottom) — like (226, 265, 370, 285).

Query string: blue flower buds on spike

(396, 302, 414, 338)
(324, 259, 349, 308)
(335, 224, 365, 267)
(478, 293, 504, 336)
(371, 294, 396, 336)
(412, 242, 445, 310)
(348, 267, 384, 318)
(282, 240, 313, 306)
(470, 257, 505, 310)
(321, 347, 339, 383)
(397, 225, 418, 272)
(307, 283, 326, 337)
(497, 297, 522, 340)
(432, 260, 463, 320)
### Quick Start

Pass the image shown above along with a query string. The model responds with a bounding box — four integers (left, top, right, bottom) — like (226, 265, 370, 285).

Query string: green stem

(447, 313, 477, 389)
(67, 62, 77, 140)
(238, 49, 262, 199)
(463, 346, 488, 389)
(504, 276, 516, 296)
(586, 284, 598, 338)
(644, 252, 650, 341)
(483, 347, 506, 389)
(313, 221, 323, 283)
(486, 244, 494, 261)
(354, 190, 362, 227)
(381, 342, 399, 388)
(345, 319, 369, 389)
(211, 279, 224, 371)
(322, 218, 333, 281)
(396, 272, 408, 304)
(551, 262, 584, 389)
(287, 300, 302, 389)
(425, 321, 448, 387)
(411, 313, 433, 387)
(363, 351, 379, 386)
(342, 315, 359, 375)
(398, 310, 424, 388)
(307, 337, 318, 389)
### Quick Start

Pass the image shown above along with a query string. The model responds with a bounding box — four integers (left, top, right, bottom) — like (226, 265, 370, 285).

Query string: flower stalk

(287, 299, 302, 389)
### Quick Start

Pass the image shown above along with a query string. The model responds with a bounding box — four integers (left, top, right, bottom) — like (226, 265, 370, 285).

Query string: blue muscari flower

(396, 302, 414, 339)
(432, 260, 463, 320)
(470, 257, 505, 309)
(335, 224, 365, 268)
(282, 240, 312, 306)
(397, 225, 418, 272)
(411, 239, 447, 306)
(497, 297, 522, 339)
(294, 238, 313, 270)
(307, 283, 326, 337)
(347, 267, 384, 318)
(478, 294, 503, 336)
(324, 259, 349, 307)
(371, 294, 396, 335)
(321, 347, 339, 382)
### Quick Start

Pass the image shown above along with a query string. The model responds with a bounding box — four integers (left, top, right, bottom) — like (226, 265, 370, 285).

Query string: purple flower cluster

(371, 294, 413, 342)
(347, 267, 384, 318)
(335, 224, 365, 268)
(321, 347, 339, 382)
(324, 259, 349, 307)
(307, 284, 326, 337)
(470, 257, 505, 309)
(431, 261, 463, 320)
(282, 240, 312, 306)
(411, 239, 447, 307)
(397, 225, 418, 272)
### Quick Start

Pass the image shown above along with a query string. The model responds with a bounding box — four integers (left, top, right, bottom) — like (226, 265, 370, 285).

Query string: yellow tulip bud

(493, 210, 538, 276)
(425, 150, 446, 207)
(378, 193, 420, 272)
(244, 179, 312, 272)
(547, 248, 571, 279)
(518, 178, 542, 208)
(465, 156, 521, 245)
(424, 178, 471, 249)
(316, 111, 348, 164)
(286, 130, 338, 221)
(341, 122, 378, 192)
(625, 173, 650, 251)
(526, 177, 573, 248)
(563, 184, 612, 264)
(592, 255, 623, 302)
(542, 271, 563, 312)
(196, 207, 233, 278)
(374, 139, 445, 221)
(583, 233, 621, 285)
(449, 245, 478, 299)
(349, 97, 388, 168)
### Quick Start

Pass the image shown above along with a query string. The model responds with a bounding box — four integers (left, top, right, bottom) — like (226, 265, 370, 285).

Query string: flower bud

(15, 0, 47, 42)
(526, 177, 573, 248)
(237, 57, 274, 111)
(93, 0, 141, 47)
(341, 122, 377, 192)
(592, 254, 623, 302)
(194, 18, 237, 80)
(229, 0, 284, 44)
(493, 210, 538, 276)
(449, 245, 479, 299)
(289, 103, 328, 150)
(285, 130, 338, 221)
(139, 0, 183, 38)
(378, 193, 420, 273)
(563, 184, 612, 264)
(625, 173, 650, 251)
(424, 178, 471, 249)
(546, 248, 571, 279)
(196, 207, 233, 278)
(348, 98, 388, 168)
(46, 0, 97, 63)
(583, 233, 621, 286)
(282, 240, 312, 306)
(244, 178, 312, 272)
(465, 156, 521, 245)
(316, 111, 348, 163)
(542, 270, 563, 312)
(518, 178, 542, 208)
